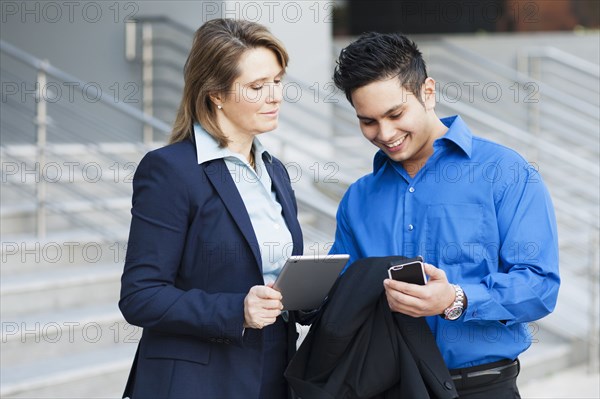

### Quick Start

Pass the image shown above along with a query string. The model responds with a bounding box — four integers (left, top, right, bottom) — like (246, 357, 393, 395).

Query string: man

(330, 32, 560, 398)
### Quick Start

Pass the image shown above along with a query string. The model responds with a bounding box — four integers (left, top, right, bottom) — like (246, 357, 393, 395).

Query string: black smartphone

(387, 256, 426, 285)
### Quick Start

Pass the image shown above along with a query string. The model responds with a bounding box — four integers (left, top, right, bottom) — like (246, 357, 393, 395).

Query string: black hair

(333, 32, 428, 105)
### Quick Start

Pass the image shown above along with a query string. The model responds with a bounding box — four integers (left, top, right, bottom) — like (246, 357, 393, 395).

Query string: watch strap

(443, 284, 465, 320)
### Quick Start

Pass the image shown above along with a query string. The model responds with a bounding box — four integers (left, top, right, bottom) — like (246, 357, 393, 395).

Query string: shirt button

(408, 224, 414, 231)
(444, 380, 454, 390)
(274, 223, 280, 230)
(408, 187, 415, 193)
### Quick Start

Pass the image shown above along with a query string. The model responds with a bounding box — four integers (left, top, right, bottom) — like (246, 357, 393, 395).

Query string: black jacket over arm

(285, 256, 458, 399)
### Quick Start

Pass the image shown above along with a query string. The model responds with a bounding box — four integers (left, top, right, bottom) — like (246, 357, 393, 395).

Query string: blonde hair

(170, 19, 289, 147)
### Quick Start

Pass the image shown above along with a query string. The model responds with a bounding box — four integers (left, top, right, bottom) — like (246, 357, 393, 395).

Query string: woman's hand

(243, 285, 283, 329)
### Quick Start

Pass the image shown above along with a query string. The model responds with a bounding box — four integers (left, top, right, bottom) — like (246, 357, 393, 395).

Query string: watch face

(445, 307, 463, 320)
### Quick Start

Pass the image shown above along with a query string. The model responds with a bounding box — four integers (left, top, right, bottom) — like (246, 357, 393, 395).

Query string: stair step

(0, 198, 130, 215)
(1, 262, 123, 317)
(519, 364, 600, 398)
(301, 225, 334, 254)
(0, 197, 131, 236)
(0, 200, 131, 236)
(540, 303, 596, 341)
(1, 142, 148, 157)
(1, 304, 141, 368)
(1, 232, 128, 275)
(519, 339, 573, 383)
(5, 368, 128, 399)
(0, 344, 135, 397)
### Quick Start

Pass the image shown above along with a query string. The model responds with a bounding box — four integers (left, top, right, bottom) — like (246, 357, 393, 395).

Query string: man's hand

(383, 263, 456, 317)
(243, 285, 283, 329)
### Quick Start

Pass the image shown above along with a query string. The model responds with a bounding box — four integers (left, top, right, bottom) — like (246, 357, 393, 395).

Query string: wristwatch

(443, 284, 465, 320)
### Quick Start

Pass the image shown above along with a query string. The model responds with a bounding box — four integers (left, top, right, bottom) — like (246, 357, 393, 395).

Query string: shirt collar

(373, 115, 473, 173)
(435, 115, 473, 159)
(193, 123, 271, 165)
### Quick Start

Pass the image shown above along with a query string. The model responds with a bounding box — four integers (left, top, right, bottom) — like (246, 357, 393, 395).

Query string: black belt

(450, 358, 520, 390)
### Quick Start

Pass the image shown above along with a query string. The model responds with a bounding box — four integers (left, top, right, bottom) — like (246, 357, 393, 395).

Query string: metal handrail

(521, 46, 600, 79)
(0, 40, 171, 135)
(331, 81, 599, 178)
(0, 39, 171, 238)
(425, 54, 599, 137)
(128, 15, 195, 38)
(1, 149, 131, 240)
(438, 40, 598, 119)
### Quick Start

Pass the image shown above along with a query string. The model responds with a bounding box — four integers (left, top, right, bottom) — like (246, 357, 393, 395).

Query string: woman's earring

(217, 105, 222, 110)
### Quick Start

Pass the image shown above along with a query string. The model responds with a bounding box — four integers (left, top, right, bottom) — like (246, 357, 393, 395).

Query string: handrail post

(142, 23, 154, 144)
(35, 65, 48, 239)
(529, 56, 541, 164)
(519, 50, 541, 164)
(588, 227, 600, 374)
(125, 19, 137, 61)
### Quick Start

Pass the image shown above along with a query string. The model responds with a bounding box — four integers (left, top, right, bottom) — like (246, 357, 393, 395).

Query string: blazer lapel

(203, 159, 262, 268)
(263, 156, 304, 256)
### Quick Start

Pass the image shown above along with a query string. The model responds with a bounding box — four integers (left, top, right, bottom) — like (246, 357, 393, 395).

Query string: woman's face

(216, 47, 285, 144)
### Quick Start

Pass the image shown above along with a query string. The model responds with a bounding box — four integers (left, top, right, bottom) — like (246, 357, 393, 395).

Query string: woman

(119, 19, 303, 399)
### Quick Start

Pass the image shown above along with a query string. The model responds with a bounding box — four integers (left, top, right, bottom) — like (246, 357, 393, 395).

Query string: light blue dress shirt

(194, 124, 293, 285)
(330, 115, 560, 369)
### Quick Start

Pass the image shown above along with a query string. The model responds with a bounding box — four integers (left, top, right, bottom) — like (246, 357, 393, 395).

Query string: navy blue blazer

(119, 138, 303, 398)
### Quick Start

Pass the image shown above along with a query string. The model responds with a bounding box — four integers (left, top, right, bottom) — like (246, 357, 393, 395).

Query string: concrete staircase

(0, 143, 143, 397)
(1, 254, 137, 397)
(0, 140, 336, 397)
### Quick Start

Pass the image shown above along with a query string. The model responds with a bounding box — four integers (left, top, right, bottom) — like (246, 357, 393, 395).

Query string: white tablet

(273, 254, 350, 311)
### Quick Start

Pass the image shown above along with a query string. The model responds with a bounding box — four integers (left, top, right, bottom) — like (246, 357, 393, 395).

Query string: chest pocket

(425, 203, 483, 265)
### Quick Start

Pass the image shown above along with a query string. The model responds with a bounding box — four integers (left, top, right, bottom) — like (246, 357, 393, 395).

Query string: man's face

(351, 77, 438, 175)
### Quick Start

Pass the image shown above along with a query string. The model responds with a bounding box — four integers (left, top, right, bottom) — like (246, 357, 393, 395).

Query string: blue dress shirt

(194, 124, 293, 285)
(330, 115, 560, 369)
